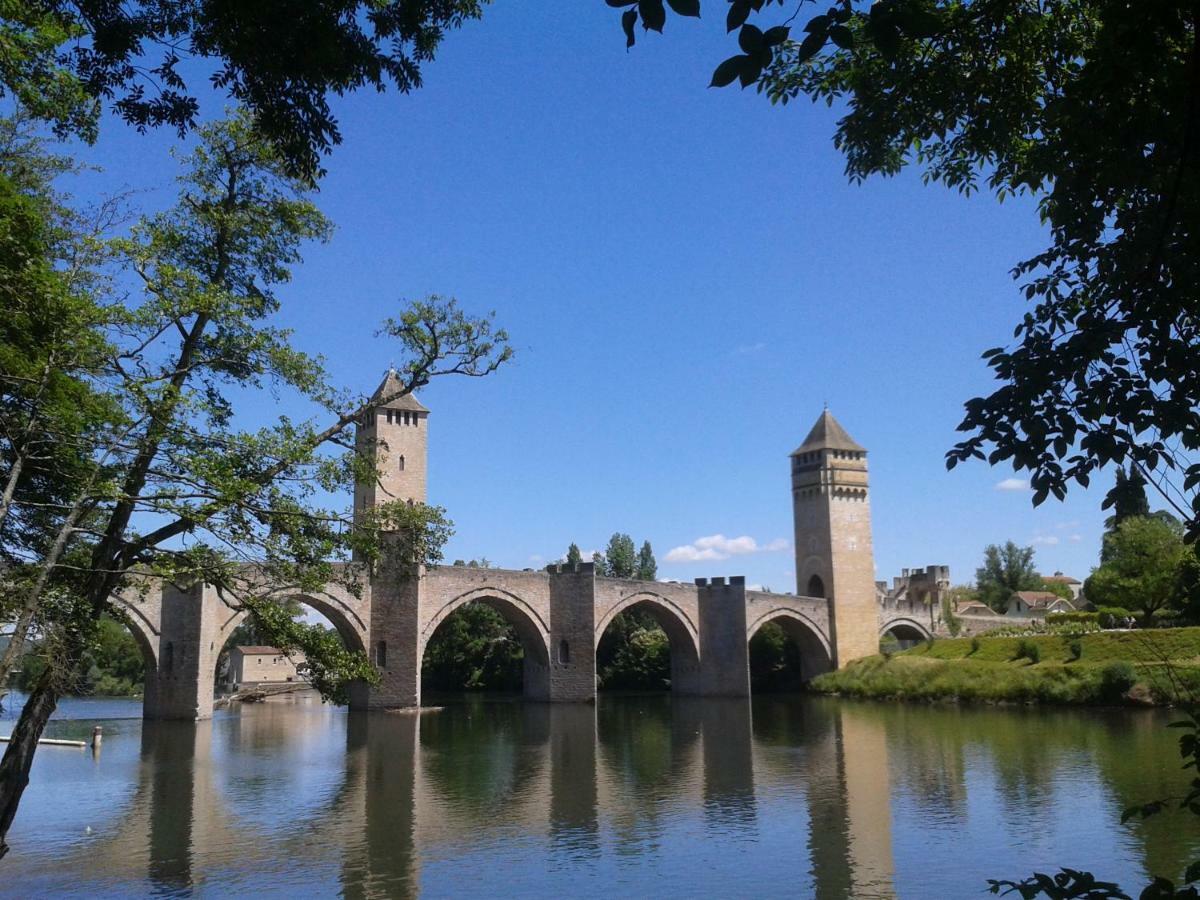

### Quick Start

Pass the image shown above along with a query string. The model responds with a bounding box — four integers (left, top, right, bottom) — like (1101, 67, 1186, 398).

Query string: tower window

(558, 640, 571, 665)
(807, 574, 826, 599)
(386, 409, 393, 424)
(375, 640, 387, 668)
(398, 455, 405, 471)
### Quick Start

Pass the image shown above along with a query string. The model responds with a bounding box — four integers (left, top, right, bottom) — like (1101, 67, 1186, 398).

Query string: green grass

(810, 627, 1200, 706)
(905, 627, 1200, 665)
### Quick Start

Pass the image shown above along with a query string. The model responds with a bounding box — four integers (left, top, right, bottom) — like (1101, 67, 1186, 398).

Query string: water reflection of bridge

(77, 699, 897, 898)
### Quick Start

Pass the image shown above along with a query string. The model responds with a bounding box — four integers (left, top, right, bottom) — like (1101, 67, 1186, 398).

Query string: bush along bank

(809, 627, 1200, 706)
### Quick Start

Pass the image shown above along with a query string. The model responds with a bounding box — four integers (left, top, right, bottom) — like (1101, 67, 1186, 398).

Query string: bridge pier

(691, 577, 751, 697)
(143, 582, 221, 721)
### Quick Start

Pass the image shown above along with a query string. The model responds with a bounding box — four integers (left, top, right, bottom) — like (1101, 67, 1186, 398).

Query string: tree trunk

(0, 501, 86, 689)
(0, 667, 60, 859)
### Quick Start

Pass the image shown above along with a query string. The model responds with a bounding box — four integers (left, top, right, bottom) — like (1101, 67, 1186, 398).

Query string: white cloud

(1068, 534, 1082, 543)
(995, 477, 1031, 492)
(1032, 534, 1060, 546)
(734, 342, 766, 355)
(664, 534, 789, 563)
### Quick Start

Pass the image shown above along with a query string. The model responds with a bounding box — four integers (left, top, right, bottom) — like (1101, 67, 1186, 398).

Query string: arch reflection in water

(29, 698, 1200, 899)
(54, 698, 901, 897)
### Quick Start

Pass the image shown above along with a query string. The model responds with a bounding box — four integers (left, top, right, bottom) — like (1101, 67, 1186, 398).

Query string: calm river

(0, 693, 1195, 898)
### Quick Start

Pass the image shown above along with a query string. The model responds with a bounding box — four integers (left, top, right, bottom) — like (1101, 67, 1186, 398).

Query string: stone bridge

(114, 558, 934, 720)
(113, 564, 825, 718)
(109, 386, 923, 719)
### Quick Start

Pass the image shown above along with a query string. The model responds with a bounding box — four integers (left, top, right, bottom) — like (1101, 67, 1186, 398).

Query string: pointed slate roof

(791, 409, 865, 455)
(370, 370, 429, 413)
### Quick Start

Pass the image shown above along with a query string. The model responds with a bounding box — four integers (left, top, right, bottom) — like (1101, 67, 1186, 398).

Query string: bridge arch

(420, 586, 551, 667)
(594, 591, 701, 691)
(880, 617, 932, 646)
(418, 586, 552, 700)
(109, 597, 160, 671)
(746, 608, 833, 684)
(213, 589, 371, 658)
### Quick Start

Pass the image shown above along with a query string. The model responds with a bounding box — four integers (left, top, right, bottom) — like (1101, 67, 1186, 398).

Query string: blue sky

(65, 3, 1126, 590)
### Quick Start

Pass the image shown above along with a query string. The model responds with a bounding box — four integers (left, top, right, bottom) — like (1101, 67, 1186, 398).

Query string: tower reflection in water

(78, 697, 901, 899)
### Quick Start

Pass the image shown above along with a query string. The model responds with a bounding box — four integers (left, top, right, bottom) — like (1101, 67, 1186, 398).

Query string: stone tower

(790, 410, 879, 667)
(354, 369, 429, 520)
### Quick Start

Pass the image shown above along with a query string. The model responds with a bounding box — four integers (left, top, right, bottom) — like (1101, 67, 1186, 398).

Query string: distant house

(1042, 572, 1084, 602)
(956, 602, 997, 618)
(1007, 591, 1076, 618)
(227, 646, 307, 690)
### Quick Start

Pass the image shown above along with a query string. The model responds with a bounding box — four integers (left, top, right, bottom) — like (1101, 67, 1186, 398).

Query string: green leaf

(797, 30, 826, 61)
(639, 0, 666, 32)
(726, 0, 751, 32)
(763, 25, 790, 46)
(828, 24, 854, 50)
(738, 59, 763, 88)
(666, 0, 700, 16)
(738, 23, 764, 53)
(622, 8, 638, 47)
(804, 14, 829, 34)
(710, 55, 747, 88)
(1184, 860, 1200, 884)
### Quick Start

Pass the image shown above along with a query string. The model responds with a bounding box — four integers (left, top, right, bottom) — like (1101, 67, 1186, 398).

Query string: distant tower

(354, 369, 429, 523)
(790, 410, 879, 667)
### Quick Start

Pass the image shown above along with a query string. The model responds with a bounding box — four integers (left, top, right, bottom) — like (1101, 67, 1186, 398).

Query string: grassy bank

(810, 627, 1200, 706)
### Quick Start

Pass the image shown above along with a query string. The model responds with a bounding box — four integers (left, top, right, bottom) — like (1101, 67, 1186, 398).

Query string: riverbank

(810, 627, 1200, 706)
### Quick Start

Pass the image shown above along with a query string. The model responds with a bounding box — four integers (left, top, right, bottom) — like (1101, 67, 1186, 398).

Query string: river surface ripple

(0, 693, 1194, 898)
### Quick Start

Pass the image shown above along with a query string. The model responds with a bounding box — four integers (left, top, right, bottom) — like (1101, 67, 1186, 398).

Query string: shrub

(970, 636, 981, 655)
(942, 597, 962, 637)
(1014, 639, 1040, 662)
(1068, 639, 1083, 661)
(1098, 606, 1133, 628)
(880, 634, 900, 659)
(1099, 661, 1137, 701)
(1047, 611, 1099, 627)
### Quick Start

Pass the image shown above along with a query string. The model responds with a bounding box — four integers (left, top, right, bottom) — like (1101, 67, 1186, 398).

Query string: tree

(0, 1, 486, 181)
(565, 542, 582, 568)
(636, 540, 657, 581)
(0, 122, 124, 689)
(592, 552, 608, 576)
(596, 610, 670, 691)
(975, 542, 1041, 614)
(1172, 545, 1200, 623)
(605, 533, 637, 579)
(0, 113, 511, 857)
(1086, 516, 1187, 625)
(421, 603, 523, 693)
(1105, 467, 1152, 531)
(609, 1, 1200, 537)
(1037, 580, 1075, 603)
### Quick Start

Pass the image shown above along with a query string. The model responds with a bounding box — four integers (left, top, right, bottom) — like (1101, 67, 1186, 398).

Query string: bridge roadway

(114, 561, 932, 720)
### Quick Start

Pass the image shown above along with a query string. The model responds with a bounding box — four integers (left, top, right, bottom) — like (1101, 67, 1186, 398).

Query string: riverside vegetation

(812, 628, 1200, 707)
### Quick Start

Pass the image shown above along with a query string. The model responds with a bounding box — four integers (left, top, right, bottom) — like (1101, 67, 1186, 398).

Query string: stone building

(875, 565, 950, 636)
(226, 646, 307, 690)
(353, 369, 429, 515)
(790, 409, 880, 666)
(1042, 572, 1084, 603)
(1007, 591, 1076, 618)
